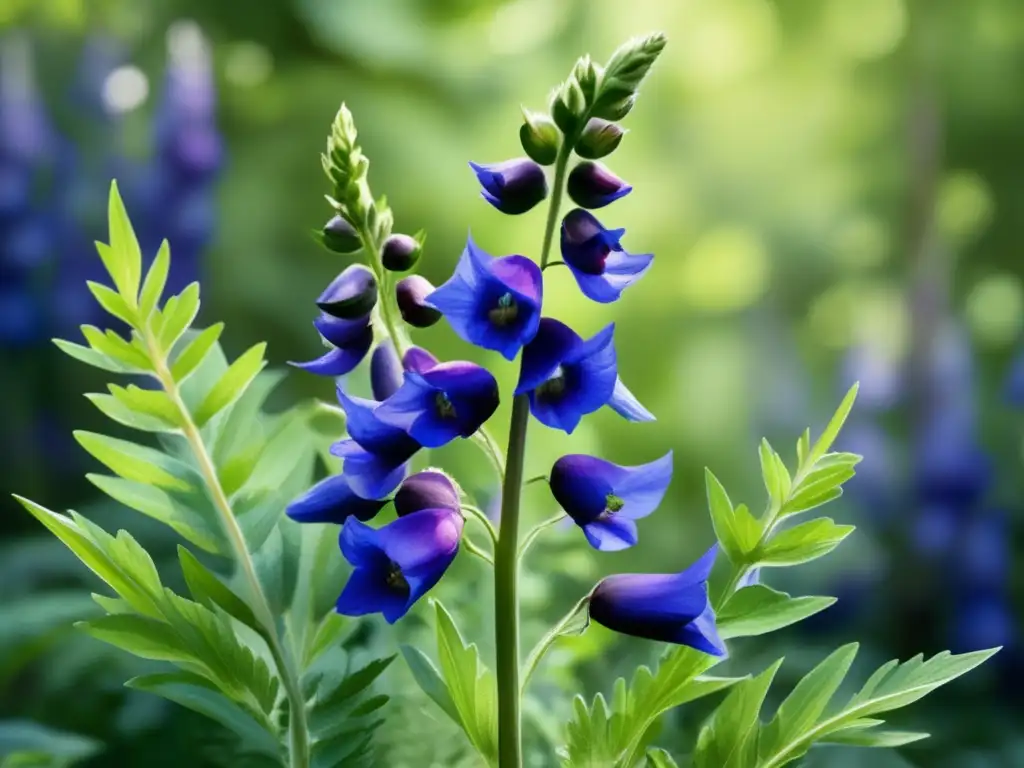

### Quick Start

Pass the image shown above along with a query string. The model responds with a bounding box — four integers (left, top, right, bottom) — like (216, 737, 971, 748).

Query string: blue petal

(592, 572, 708, 628)
(528, 390, 586, 433)
(673, 601, 727, 656)
(564, 323, 618, 418)
(336, 566, 409, 622)
(286, 473, 386, 524)
(607, 377, 655, 422)
(516, 318, 581, 395)
(379, 508, 463, 572)
(338, 517, 385, 568)
(314, 314, 370, 348)
(289, 335, 372, 377)
(374, 373, 435, 432)
(335, 385, 418, 456)
(570, 250, 654, 304)
(331, 440, 410, 499)
(403, 346, 439, 374)
(583, 516, 639, 551)
(678, 544, 719, 586)
(615, 451, 674, 520)
(549, 454, 615, 524)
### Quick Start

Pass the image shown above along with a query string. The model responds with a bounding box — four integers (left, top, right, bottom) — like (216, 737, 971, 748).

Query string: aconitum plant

(14, 33, 997, 768)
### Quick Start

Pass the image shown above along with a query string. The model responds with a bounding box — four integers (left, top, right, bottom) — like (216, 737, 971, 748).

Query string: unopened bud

(381, 233, 422, 272)
(575, 118, 626, 160)
(320, 215, 362, 253)
(396, 275, 442, 328)
(316, 264, 378, 320)
(519, 110, 560, 166)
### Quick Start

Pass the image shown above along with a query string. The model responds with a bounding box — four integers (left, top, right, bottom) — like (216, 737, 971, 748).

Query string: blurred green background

(1, 0, 1023, 766)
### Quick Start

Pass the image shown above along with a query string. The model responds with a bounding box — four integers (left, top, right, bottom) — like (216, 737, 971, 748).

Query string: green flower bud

(319, 215, 362, 253)
(572, 55, 602, 103)
(519, 110, 560, 166)
(575, 118, 626, 160)
(552, 78, 587, 135)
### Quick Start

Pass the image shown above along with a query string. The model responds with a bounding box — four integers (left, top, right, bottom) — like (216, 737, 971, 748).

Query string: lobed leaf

(758, 518, 855, 567)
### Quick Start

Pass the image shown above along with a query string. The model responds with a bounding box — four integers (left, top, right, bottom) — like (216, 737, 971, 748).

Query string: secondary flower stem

(538, 142, 573, 270)
(143, 331, 310, 768)
(494, 394, 530, 768)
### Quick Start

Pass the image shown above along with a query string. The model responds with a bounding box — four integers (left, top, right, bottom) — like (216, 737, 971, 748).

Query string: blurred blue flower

(559, 209, 652, 304)
(336, 508, 464, 623)
(548, 452, 672, 551)
(588, 544, 725, 655)
(286, 473, 388, 525)
(515, 318, 653, 432)
(469, 158, 548, 215)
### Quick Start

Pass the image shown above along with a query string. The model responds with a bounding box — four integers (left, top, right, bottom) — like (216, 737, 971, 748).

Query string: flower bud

(519, 110, 560, 166)
(567, 161, 632, 209)
(394, 470, 461, 517)
(469, 158, 548, 215)
(370, 340, 403, 401)
(320, 215, 362, 253)
(317, 264, 378, 319)
(575, 118, 626, 160)
(381, 233, 421, 272)
(396, 275, 442, 328)
(552, 78, 587, 135)
(572, 55, 602, 103)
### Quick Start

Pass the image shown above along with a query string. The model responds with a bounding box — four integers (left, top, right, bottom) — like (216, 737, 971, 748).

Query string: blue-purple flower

(549, 451, 672, 551)
(427, 235, 542, 360)
(515, 318, 653, 432)
(370, 340, 403, 401)
(290, 313, 373, 377)
(394, 471, 461, 517)
(286, 473, 387, 525)
(330, 386, 420, 499)
(375, 359, 499, 448)
(317, 264, 378, 320)
(470, 158, 548, 215)
(560, 209, 653, 303)
(588, 544, 725, 655)
(566, 161, 632, 209)
(336, 507, 464, 623)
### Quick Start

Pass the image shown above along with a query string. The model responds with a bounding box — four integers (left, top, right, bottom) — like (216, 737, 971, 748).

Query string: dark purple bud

(381, 233, 422, 272)
(371, 340, 403, 401)
(520, 111, 560, 166)
(321, 215, 362, 253)
(576, 119, 626, 160)
(317, 264, 377, 319)
(394, 471, 461, 517)
(567, 161, 632, 210)
(397, 275, 442, 328)
(469, 158, 548, 215)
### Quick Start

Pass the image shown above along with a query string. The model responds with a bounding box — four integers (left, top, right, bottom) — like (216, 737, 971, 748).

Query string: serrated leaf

(193, 343, 268, 427)
(126, 672, 281, 758)
(433, 600, 499, 764)
(87, 281, 135, 325)
(85, 474, 222, 555)
(706, 470, 761, 563)
(806, 384, 858, 468)
(108, 384, 182, 428)
(177, 547, 262, 636)
(158, 283, 201, 352)
(718, 585, 835, 640)
(106, 181, 142, 302)
(308, 656, 395, 735)
(78, 613, 192, 662)
(53, 338, 133, 373)
(73, 432, 193, 492)
(139, 240, 170, 319)
(759, 518, 854, 567)
(171, 323, 224, 383)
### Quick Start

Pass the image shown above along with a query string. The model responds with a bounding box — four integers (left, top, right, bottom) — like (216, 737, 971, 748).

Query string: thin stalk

(461, 504, 499, 547)
(144, 332, 310, 768)
(520, 592, 591, 693)
(494, 394, 530, 768)
(518, 513, 565, 560)
(463, 536, 495, 566)
(538, 144, 572, 270)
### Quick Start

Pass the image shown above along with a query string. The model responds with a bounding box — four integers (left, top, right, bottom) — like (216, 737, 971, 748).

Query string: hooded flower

(515, 318, 654, 432)
(588, 544, 725, 655)
(370, 340, 403, 401)
(549, 451, 672, 550)
(289, 313, 373, 377)
(330, 386, 420, 499)
(469, 158, 548, 215)
(336, 508, 464, 623)
(394, 471, 461, 517)
(375, 359, 499, 448)
(560, 209, 653, 303)
(286, 473, 387, 525)
(427, 235, 542, 360)
(317, 264, 378, 320)
(566, 161, 632, 209)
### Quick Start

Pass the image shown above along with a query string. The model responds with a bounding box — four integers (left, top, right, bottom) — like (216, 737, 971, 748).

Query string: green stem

(538, 143, 573, 270)
(461, 504, 498, 546)
(520, 592, 591, 693)
(518, 513, 565, 560)
(463, 536, 495, 565)
(494, 395, 530, 768)
(144, 333, 310, 768)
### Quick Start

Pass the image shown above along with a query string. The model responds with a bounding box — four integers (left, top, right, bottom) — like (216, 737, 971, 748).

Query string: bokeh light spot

(966, 273, 1023, 347)
(225, 42, 273, 88)
(676, 0, 779, 89)
(679, 227, 769, 312)
(937, 171, 994, 244)
(824, 0, 906, 61)
(102, 65, 149, 114)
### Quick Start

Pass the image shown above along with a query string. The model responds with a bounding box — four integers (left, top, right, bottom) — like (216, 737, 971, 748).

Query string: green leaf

(796, 428, 811, 468)
(126, 672, 281, 759)
(106, 180, 143, 302)
(0, 720, 101, 763)
(718, 585, 836, 640)
(759, 518, 855, 567)
(693, 659, 783, 768)
(400, 645, 462, 726)
(85, 394, 178, 434)
(820, 723, 929, 748)
(193, 343, 268, 428)
(53, 339, 134, 374)
(73, 432, 193, 492)
(86, 281, 135, 325)
(158, 283, 201, 352)
(85, 474, 222, 555)
(646, 748, 679, 768)
(78, 613, 193, 663)
(308, 656, 395, 734)
(705, 469, 761, 564)
(139, 240, 170, 319)
(806, 383, 858, 468)
(177, 546, 262, 635)
(305, 613, 350, 667)
(107, 384, 182, 428)
(171, 323, 224, 383)
(80, 326, 151, 370)
(759, 439, 791, 506)
(433, 600, 499, 764)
